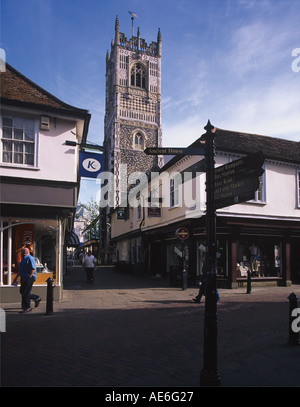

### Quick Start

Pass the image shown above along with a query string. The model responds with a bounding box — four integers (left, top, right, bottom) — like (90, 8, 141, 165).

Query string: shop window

(1, 220, 57, 286)
(236, 240, 282, 278)
(196, 240, 227, 278)
(1, 116, 37, 166)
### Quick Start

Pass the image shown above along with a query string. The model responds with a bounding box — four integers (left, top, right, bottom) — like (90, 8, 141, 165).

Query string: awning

(65, 231, 80, 247)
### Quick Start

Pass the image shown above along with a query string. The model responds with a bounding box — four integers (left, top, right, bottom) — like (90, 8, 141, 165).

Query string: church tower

(104, 16, 163, 207)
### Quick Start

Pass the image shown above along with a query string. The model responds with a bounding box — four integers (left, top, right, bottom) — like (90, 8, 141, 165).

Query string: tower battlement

(111, 15, 161, 57)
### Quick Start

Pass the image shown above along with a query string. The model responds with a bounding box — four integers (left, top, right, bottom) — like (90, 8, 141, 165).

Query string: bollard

(182, 269, 187, 290)
(288, 293, 300, 345)
(46, 277, 54, 315)
(246, 269, 252, 294)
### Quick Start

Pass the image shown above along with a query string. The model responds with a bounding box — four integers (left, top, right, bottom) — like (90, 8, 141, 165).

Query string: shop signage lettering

(241, 227, 283, 236)
(0, 308, 6, 333)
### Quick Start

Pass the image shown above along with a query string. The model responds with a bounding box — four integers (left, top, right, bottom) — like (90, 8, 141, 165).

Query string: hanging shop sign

(79, 151, 104, 178)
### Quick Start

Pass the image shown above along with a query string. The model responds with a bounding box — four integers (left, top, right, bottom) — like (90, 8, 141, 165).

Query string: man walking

(82, 251, 97, 283)
(12, 248, 41, 313)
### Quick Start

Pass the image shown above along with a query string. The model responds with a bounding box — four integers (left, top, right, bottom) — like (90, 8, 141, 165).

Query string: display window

(0, 218, 58, 286)
(196, 239, 227, 278)
(236, 239, 282, 278)
(167, 242, 185, 273)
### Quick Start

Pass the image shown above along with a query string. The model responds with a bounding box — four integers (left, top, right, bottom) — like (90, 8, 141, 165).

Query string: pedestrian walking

(12, 247, 41, 313)
(82, 251, 97, 283)
(193, 274, 206, 303)
(192, 273, 220, 303)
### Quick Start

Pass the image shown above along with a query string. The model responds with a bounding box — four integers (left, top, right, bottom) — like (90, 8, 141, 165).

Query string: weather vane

(128, 11, 138, 37)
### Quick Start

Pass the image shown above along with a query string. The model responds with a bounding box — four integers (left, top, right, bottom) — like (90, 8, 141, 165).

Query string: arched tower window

(130, 64, 146, 89)
(133, 132, 144, 150)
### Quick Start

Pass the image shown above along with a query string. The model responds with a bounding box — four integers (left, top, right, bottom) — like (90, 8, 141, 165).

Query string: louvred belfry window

(131, 64, 146, 89)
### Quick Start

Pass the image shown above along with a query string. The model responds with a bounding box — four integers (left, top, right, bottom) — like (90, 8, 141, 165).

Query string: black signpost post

(199, 121, 221, 386)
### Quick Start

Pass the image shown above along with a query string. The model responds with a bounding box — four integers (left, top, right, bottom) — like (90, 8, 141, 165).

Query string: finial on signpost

(204, 120, 214, 132)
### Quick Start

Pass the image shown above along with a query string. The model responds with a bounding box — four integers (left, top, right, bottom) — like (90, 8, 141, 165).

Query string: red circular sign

(176, 227, 189, 240)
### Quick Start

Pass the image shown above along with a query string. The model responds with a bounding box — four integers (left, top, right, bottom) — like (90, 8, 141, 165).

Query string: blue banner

(79, 151, 104, 178)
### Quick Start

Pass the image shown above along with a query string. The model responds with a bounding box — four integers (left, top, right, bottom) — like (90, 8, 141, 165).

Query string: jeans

(20, 276, 39, 310)
(85, 268, 94, 282)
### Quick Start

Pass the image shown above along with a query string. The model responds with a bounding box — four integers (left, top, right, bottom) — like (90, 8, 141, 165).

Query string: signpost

(144, 146, 205, 156)
(214, 152, 264, 209)
(144, 124, 265, 386)
(198, 121, 221, 386)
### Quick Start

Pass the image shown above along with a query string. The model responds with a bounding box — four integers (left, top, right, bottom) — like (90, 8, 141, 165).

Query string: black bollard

(46, 277, 54, 315)
(246, 269, 252, 294)
(288, 293, 300, 345)
(182, 269, 187, 291)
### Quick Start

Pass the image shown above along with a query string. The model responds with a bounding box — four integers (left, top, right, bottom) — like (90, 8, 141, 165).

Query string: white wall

(0, 111, 83, 183)
(111, 153, 300, 240)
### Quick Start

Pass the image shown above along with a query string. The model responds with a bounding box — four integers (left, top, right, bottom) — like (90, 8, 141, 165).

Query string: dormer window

(130, 64, 146, 89)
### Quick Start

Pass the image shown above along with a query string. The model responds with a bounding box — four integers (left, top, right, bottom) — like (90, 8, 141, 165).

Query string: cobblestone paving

(1, 266, 300, 387)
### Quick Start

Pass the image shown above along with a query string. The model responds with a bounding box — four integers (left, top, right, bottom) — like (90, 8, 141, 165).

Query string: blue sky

(1, 0, 300, 203)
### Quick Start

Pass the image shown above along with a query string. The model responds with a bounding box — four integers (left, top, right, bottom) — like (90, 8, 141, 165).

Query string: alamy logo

(291, 308, 300, 333)
(96, 165, 205, 214)
(0, 308, 6, 332)
(291, 48, 300, 72)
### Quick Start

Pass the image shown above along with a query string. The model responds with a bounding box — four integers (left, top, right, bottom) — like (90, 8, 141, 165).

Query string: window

(236, 240, 282, 278)
(252, 165, 266, 203)
(130, 64, 146, 89)
(134, 132, 144, 150)
(170, 175, 181, 208)
(1, 116, 36, 166)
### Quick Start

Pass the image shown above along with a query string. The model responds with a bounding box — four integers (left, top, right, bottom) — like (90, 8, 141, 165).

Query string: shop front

(0, 216, 65, 302)
(221, 218, 298, 288)
(191, 217, 297, 288)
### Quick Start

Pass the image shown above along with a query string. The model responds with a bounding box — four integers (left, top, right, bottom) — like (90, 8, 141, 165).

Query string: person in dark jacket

(12, 248, 41, 313)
